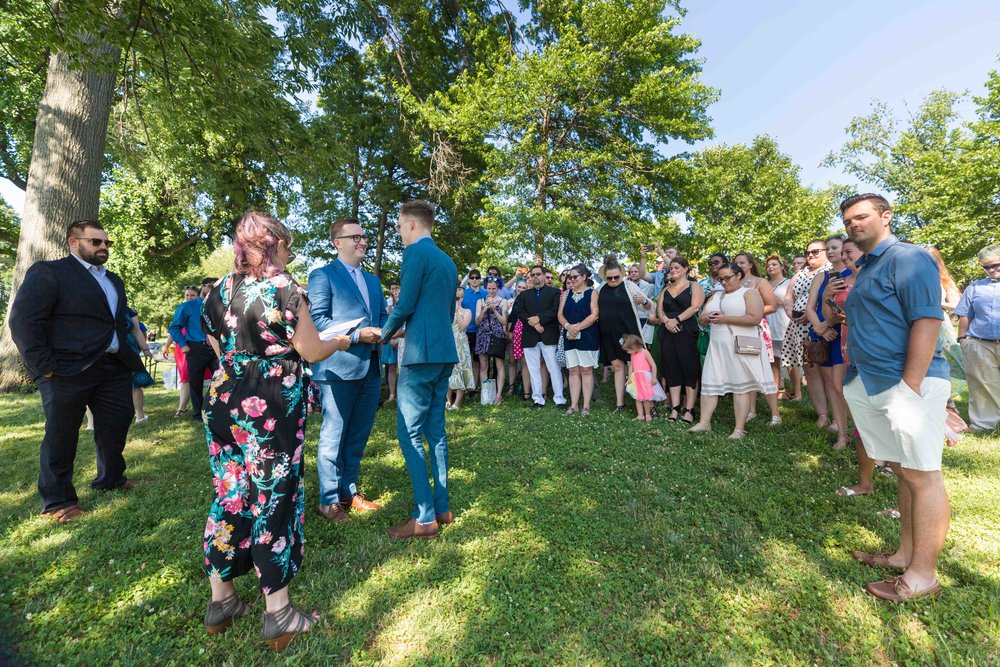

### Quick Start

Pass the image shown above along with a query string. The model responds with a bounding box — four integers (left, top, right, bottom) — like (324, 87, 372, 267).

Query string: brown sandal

(43, 505, 86, 524)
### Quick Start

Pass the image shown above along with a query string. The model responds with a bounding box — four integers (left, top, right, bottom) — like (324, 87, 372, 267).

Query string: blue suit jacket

(308, 260, 388, 382)
(382, 237, 458, 366)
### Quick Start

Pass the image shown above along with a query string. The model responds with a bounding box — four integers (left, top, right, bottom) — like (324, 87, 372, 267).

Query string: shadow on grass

(0, 385, 998, 663)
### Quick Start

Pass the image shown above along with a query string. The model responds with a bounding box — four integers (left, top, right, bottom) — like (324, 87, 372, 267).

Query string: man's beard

(80, 246, 109, 265)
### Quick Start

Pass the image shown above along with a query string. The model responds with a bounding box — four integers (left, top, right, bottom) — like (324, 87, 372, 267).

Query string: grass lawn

(0, 376, 998, 665)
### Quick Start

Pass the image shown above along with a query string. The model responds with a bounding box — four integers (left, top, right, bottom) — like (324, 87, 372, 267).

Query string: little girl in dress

(622, 335, 666, 421)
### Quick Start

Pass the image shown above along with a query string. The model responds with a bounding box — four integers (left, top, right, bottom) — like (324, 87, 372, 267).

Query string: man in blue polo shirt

(462, 269, 487, 387)
(839, 193, 951, 603)
(168, 279, 219, 422)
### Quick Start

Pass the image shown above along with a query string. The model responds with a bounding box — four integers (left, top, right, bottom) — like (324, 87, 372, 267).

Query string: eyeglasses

(336, 233, 368, 244)
(718, 274, 739, 283)
(983, 263, 1000, 271)
(806, 249, 825, 256)
(606, 275, 622, 282)
(566, 274, 580, 280)
(487, 272, 499, 277)
(529, 272, 543, 278)
(74, 237, 114, 248)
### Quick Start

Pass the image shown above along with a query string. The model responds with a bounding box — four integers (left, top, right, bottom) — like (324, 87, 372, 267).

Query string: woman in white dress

(765, 255, 795, 399)
(690, 263, 776, 439)
(446, 287, 476, 410)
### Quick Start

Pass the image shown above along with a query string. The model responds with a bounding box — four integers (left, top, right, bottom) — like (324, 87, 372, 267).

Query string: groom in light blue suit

(381, 200, 458, 540)
(309, 219, 388, 524)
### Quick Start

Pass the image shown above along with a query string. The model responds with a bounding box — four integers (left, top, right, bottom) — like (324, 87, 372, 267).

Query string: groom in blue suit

(309, 219, 388, 523)
(381, 200, 458, 540)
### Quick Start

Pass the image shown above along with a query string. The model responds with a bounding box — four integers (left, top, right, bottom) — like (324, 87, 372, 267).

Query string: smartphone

(347, 321, 364, 336)
(792, 310, 805, 319)
(824, 298, 845, 317)
(641, 244, 655, 253)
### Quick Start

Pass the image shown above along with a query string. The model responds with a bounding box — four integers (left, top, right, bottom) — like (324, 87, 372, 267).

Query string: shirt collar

(71, 253, 104, 274)
(337, 257, 360, 273)
(856, 236, 897, 268)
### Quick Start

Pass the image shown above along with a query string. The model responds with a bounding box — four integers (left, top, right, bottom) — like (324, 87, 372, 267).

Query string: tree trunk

(0, 40, 120, 391)
(373, 208, 388, 278)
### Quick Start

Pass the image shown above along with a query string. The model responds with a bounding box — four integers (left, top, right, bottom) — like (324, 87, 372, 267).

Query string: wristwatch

(957, 336, 968, 341)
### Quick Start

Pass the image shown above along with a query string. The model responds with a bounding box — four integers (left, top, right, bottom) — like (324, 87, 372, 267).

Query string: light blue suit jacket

(382, 237, 458, 366)
(308, 259, 389, 382)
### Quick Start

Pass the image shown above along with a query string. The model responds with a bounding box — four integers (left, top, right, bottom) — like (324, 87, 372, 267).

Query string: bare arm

(804, 273, 826, 332)
(903, 318, 943, 393)
(457, 308, 472, 330)
(475, 300, 487, 325)
(756, 278, 777, 317)
(942, 287, 960, 312)
(290, 301, 351, 362)
(957, 316, 969, 339)
(783, 275, 797, 318)
(130, 316, 153, 357)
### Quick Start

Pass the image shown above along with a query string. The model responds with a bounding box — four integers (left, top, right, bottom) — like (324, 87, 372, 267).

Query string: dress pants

(523, 342, 566, 406)
(186, 340, 218, 420)
(316, 359, 381, 506)
(36, 356, 134, 512)
(961, 338, 1000, 430)
(396, 362, 453, 524)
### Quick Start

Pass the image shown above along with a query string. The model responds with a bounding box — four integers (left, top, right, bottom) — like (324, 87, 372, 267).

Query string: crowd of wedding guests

(10, 194, 998, 651)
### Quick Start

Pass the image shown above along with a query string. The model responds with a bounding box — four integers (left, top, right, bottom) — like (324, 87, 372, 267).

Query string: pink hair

(233, 210, 290, 279)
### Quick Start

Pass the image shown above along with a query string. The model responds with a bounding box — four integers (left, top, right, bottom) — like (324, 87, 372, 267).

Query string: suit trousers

(186, 341, 218, 420)
(396, 362, 453, 523)
(523, 342, 566, 406)
(36, 356, 134, 512)
(316, 359, 382, 505)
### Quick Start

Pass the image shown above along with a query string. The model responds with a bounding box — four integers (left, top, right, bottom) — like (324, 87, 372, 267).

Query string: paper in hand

(318, 317, 365, 341)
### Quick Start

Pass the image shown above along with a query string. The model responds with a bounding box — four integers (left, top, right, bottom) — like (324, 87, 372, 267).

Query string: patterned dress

(200, 272, 309, 594)
(781, 265, 829, 368)
(449, 312, 476, 391)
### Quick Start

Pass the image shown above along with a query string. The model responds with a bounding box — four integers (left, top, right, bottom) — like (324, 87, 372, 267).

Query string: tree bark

(373, 207, 388, 278)
(0, 40, 120, 391)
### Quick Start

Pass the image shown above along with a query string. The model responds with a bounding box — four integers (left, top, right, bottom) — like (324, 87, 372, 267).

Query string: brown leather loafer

(43, 505, 86, 524)
(318, 503, 350, 523)
(387, 518, 439, 540)
(851, 550, 905, 572)
(340, 493, 381, 513)
(865, 575, 942, 602)
(436, 511, 453, 525)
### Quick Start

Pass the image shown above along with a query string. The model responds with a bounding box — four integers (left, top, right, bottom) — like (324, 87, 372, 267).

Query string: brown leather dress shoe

(387, 518, 439, 540)
(318, 503, 351, 523)
(436, 511, 453, 525)
(340, 493, 381, 513)
(865, 575, 942, 602)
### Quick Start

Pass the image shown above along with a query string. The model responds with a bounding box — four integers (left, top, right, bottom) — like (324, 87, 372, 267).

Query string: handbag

(803, 338, 829, 365)
(486, 333, 507, 358)
(556, 330, 567, 368)
(720, 292, 762, 355)
(480, 379, 497, 405)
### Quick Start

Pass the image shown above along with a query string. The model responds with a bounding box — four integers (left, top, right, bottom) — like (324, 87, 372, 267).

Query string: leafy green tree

(824, 67, 1000, 282)
(414, 0, 717, 266)
(683, 136, 839, 262)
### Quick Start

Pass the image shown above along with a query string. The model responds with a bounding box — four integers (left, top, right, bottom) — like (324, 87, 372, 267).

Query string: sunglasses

(806, 249, 825, 256)
(469, 276, 481, 281)
(336, 233, 368, 244)
(606, 275, 622, 281)
(983, 263, 1000, 271)
(74, 237, 114, 248)
(718, 274, 739, 283)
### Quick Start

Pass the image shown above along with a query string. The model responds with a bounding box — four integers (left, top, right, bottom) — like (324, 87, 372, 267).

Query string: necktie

(353, 266, 370, 312)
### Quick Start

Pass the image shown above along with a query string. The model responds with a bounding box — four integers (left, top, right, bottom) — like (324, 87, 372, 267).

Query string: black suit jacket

(511, 285, 562, 347)
(9, 256, 144, 379)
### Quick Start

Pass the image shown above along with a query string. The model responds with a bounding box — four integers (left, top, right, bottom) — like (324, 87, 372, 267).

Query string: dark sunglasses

(606, 275, 622, 281)
(74, 237, 114, 248)
(983, 263, 1000, 271)
(469, 275, 482, 280)
(336, 233, 368, 244)
(806, 249, 825, 256)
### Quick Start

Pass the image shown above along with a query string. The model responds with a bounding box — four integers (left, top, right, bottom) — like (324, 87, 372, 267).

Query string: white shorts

(843, 376, 951, 472)
(564, 348, 599, 369)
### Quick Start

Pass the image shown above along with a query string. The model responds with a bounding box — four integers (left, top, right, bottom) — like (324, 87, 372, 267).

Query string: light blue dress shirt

(955, 277, 1000, 341)
(72, 254, 119, 352)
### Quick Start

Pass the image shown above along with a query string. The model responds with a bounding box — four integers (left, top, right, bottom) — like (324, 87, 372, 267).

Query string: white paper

(318, 317, 366, 341)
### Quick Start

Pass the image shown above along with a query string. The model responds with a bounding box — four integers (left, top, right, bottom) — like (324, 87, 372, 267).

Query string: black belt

(970, 337, 999, 342)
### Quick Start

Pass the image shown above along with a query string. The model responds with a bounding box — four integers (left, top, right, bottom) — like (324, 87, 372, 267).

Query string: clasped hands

(527, 315, 543, 333)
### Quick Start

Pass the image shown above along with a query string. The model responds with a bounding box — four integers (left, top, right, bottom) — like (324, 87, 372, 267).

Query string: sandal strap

(205, 594, 250, 627)
(263, 603, 313, 640)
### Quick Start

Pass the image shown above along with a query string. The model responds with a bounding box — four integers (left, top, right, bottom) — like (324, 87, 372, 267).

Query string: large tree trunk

(0, 40, 119, 391)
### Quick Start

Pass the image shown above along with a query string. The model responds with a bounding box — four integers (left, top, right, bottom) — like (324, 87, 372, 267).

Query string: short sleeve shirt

(843, 237, 949, 395)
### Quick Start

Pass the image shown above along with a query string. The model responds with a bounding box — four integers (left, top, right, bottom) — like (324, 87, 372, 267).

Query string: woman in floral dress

(200, 211, 349, 651)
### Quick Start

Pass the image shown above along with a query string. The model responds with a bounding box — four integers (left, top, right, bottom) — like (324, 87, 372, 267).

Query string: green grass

(0, 377, 998, 665)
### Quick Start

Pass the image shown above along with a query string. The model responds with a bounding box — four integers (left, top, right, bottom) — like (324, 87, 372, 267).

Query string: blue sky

(2, 0, 999, 212)
(676, 0, 1000, 189)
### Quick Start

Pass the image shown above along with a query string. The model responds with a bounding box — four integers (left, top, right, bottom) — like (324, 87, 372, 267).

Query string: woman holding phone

(782, 240, 831, 424)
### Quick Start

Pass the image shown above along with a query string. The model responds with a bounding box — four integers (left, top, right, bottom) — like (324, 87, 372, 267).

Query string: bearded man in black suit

(9, 219, 146, 523)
